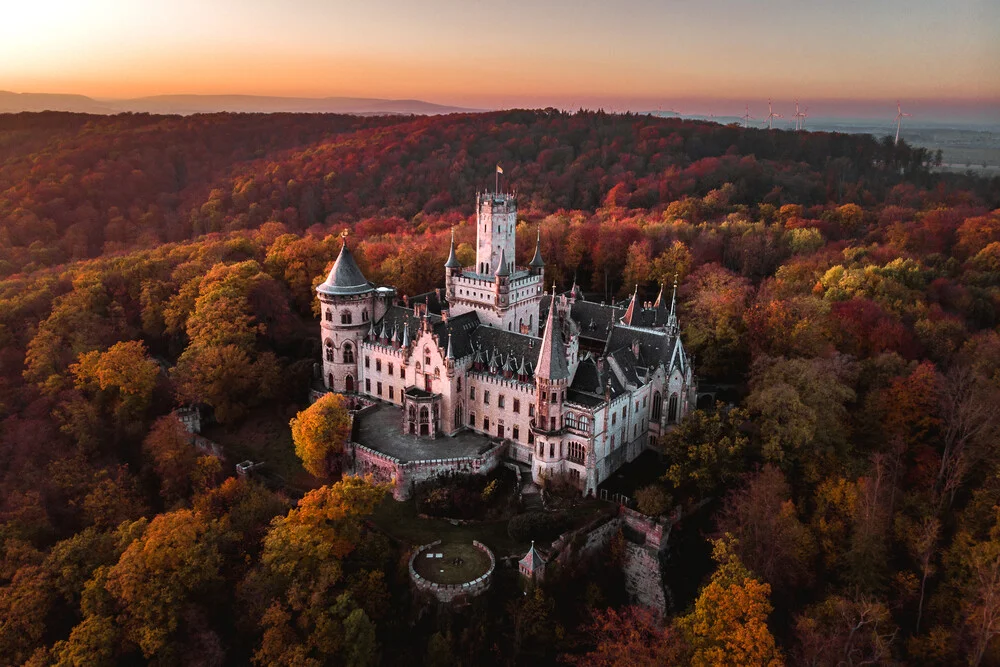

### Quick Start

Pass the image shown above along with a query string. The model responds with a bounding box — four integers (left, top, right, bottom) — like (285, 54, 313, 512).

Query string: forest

(0, 108, 999, 665)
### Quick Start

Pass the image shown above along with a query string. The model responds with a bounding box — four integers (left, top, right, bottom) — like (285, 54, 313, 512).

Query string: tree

(793, 595, 897, 667)
(635, 484, 672, 518)
(172, 345, 280, 425)
(290, 392, 352, 479)
(677, 539, 784, 667)
(716, 465, 814, 598)
(680, 263, 751, 378)
(104, 509, 224, 659)
(569, 606, 685, 667)
(142, 415, 199, 504)
(662, 406, 749, 498)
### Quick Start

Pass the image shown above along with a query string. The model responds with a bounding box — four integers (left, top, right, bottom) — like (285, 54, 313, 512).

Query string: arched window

(362, 310, 368, 321)
(568, 442, 585, 464)
(434, 367, 440, 378)
(424, 347, 431, 366)
(668, 393, 679, 423)
(341, 311, 353, 325)
(652, 392, 662, 421)
(420, 406, 429, 423)
(549, 442, 555, 457)
(327, 373, 334, 388)
(345, 375, 354, 392)
(343, 343, 354, 364)
(538, 442, 544, 457)
(325, 310, 333, 322)
(579, 416, 590, 433)
(325, 340, 334, 362)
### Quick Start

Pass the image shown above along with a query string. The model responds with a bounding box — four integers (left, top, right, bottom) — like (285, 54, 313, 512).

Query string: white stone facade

(317, 190, 696, 496)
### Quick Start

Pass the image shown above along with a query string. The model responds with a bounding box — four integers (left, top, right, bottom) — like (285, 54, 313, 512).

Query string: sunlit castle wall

(475, 191, 516, 276)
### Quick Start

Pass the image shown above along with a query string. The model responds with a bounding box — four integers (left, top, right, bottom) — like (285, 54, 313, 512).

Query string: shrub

(635, 484, 673, 517)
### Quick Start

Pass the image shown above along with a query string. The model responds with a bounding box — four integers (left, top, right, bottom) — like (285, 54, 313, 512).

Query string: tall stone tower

(317, 237, 389, 393)
(532, 288, 571, 479)
(475, 191, 516, 276)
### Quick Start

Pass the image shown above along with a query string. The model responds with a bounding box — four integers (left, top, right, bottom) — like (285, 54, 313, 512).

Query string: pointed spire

(494, 247, 510, 277)
(517, 355, 528, 378)
(621, 285, 639, 326)
(379, 320, 388, 341)
(667, 274, 679, 333)
(401, 321, 410, 347)
(317, 233, 373, 296)
(536, 285, 570, 381)
(529, 226, 545, 269)
(446, 331, 454, 360)
(368, 317, 376, 340)
(444, 227, 461, 269)
(391, 321, 400, 346)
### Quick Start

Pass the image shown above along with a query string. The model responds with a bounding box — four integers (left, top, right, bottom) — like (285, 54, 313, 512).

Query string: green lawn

(412, 542, 492, 585)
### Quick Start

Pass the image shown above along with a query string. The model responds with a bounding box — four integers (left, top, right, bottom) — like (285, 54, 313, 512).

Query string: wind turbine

(793, 100, 808, 131)
(741, 104, 753, 128)
(763, 98, 782, 130)
(893, 101, 912, 145)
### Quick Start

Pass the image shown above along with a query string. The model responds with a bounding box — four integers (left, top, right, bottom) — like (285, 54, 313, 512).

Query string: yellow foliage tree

(290, 393, 352, 479)
(678, 538, 784, 667)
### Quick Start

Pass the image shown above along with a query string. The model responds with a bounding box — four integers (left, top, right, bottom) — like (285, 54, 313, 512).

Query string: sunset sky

(2, 0, 998, 118)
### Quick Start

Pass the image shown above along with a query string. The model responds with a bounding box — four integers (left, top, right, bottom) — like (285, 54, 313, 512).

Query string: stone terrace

(354, 403, 495, 463)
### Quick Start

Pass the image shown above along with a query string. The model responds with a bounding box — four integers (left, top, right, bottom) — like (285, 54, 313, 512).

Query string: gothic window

(470, 411, 476, 426)
(341, 311, 352, 324)
(365, 356, 370, 368)
(400, 367, 405, 379)
(325, 310, 333, 322)
(549, 443, 554, 457)
(424, 347, 431, 366)
(327, 373, 333, 388)
(434, 367, 440, 378)
(497, 423, 504, 438)
(550, 416, 556, 431)
(484, 391, 490, 406)
(345, 375, 355, 392)
(388, 363, 394, 375)
(498, 394, 505, 409)
(343, 344, 354, 364)
(568, 442, 585, 464)
(513, 425, 519, 441)
(325, 342, 334, 362)
(376, 359, 382, 372)
(469, 387, 476, 400)
(550, 391, 557, 403)
(365, 378, 371, 392)
(529, 404, 535, 418)
(579, 416, 590, 433)
(376, 382, 382, 396)
(513, 399, 520, 413)
(484, 416, 490, 431)
(668, 393, 679, 423)
(652, 392, 662, 421)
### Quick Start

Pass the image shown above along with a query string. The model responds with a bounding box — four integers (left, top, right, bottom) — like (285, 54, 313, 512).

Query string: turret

(475, 191, 517, 276)
(534, 286, 570, 435)
(529, 227, 545, 275)
(494, 247, 510, 310)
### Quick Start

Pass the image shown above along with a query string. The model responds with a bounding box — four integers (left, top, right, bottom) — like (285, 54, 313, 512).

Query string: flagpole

(495, 166, 499, 195)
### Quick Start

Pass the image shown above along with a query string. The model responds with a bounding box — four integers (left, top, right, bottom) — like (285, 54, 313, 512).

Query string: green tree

(662, 406, 749, 498)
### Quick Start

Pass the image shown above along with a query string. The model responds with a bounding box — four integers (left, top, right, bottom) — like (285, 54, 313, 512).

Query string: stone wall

(347, 440, 506, 501)
(408, 540, 495, 603)
(623, 542, 667, 615)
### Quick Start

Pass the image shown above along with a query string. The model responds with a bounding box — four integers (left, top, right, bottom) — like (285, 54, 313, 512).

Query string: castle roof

(529, 228, 545, 268)
(519, 542, 545, 573)
(317, 240, 374, 296)
(494, 248, 510, 277)
(536, 289, 570, 381)
(444, 229, 461, 269)
(621, 286, 639, 325)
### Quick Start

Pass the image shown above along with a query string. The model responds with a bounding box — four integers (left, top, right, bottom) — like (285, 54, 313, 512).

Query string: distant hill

(0, 91, 478, 116)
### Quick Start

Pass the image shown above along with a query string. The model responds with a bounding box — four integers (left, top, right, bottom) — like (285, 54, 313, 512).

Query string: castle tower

(475, 191, 516, 276)
(317, 236, 381, 393)
(532, 287, 570, 480)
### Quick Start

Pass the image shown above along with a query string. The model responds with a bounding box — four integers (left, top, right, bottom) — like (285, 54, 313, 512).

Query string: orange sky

(2, 0, 998, 115)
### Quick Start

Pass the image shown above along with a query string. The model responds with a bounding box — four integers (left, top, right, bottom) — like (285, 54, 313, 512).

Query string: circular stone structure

(409, 540, 495, 603)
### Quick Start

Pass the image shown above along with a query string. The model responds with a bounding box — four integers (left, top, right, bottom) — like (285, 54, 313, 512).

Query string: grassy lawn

(371, 494, 617, 559)
(412, 542, 492, 585)
(203, 404, 318, 493)
(371, 497, 530, 558)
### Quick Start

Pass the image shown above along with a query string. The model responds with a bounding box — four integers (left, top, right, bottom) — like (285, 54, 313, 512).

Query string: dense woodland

(0, 109, 999, 665)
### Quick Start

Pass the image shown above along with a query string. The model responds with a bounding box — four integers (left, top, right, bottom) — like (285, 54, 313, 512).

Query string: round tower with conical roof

(317, 235, 390, 393)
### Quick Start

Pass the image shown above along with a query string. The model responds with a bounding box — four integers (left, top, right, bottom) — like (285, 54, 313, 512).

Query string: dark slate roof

(529, 229, 545, 268)
(469, 325, 540, 375)
(567, 356, 621, 407)
(536, 296, 570, 380)
(608, 347, 641, 386)
(317, 241, 374, 296)
(495, 248, 510, 276)
(603, 324, 676, 366)
(444, 232, 461, 269)
(431, 312, 480, 359)
(371, 306, 440, 344)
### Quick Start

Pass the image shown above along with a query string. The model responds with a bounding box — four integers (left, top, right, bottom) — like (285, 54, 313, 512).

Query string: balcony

(529, 418, 565, 436)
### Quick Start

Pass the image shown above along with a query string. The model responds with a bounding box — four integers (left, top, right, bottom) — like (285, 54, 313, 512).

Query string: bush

(508, 511, 570, 543)
(635, 484, 673, 517)
(415, 469, 514, 520)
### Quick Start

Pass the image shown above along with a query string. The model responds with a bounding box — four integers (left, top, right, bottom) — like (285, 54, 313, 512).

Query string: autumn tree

(290, 392, 352, 479)
(569, 606, 685, 667)
(680, 263, 751, 378)
(677, 538, 784, 666)
(662, 406, 749, 498)
(142, 415, 199, 504)
(716, 465, 814, 598)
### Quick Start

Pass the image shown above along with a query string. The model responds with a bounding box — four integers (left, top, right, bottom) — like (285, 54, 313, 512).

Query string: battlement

(477, 191, 517, 210)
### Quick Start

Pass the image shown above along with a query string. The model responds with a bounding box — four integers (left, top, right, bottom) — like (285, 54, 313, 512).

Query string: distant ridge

(0, 91, 479, 116)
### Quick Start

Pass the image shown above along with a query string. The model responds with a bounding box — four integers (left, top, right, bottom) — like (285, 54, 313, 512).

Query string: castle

(316, 190, 695, 496)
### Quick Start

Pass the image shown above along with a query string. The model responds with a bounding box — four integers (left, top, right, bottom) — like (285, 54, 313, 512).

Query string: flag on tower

(496, 164, 503, 174)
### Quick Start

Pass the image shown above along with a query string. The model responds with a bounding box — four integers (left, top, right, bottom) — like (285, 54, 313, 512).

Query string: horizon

(2, 0, 998, 123)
